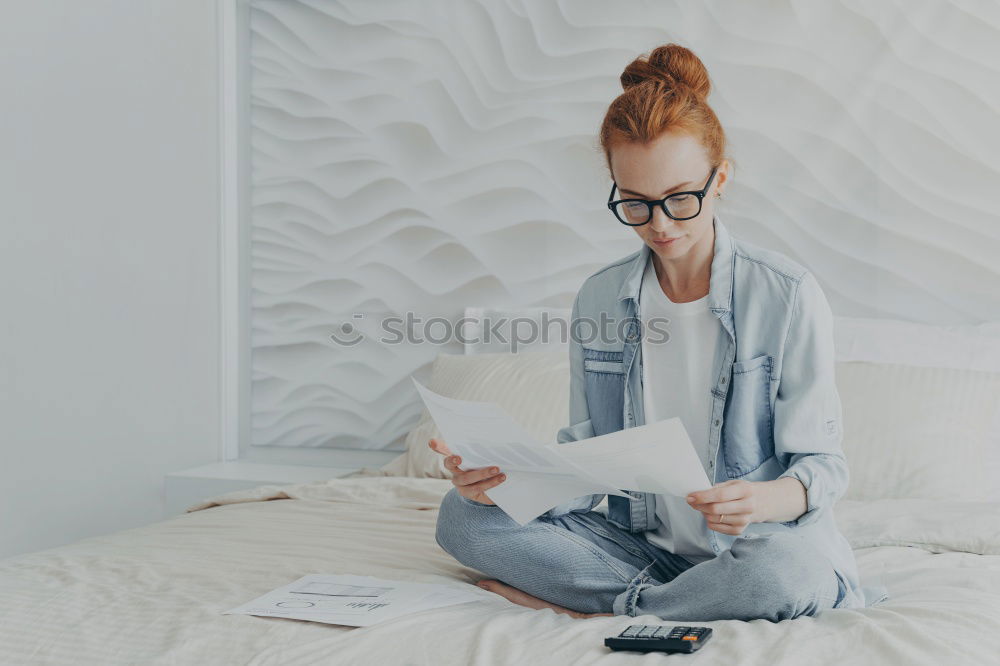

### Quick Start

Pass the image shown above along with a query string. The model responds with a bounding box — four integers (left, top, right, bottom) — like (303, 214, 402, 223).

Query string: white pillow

(383, 343, 1000, 504)
(380, 350, 570, 479)
(833, 316, 1000, 371)
(836, 361, 1000, 502)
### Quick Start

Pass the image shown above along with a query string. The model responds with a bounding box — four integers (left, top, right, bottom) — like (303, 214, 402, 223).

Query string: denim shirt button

(713, 419, 720, 427)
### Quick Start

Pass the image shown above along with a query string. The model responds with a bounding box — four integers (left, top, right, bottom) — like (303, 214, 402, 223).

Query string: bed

(2, 316, 999, 665)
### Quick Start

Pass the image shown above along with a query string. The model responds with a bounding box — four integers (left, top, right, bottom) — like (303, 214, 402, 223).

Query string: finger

(707, 510, 749, 527)
(705, 513, 747, 532)
(442, 454, 463, 473)
(694, 481, 744, 504)
(431, 438, 452, 456)
(707, 511, 750, 525)
(687, 481, 744, 506)
(456, 465, 503, 487)
(428, 438, 452, 457)
(692, 499, 753, 516)
(465, 472, 507, 495)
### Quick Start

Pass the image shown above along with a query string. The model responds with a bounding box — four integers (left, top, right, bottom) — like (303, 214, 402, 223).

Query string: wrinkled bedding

(1, 474, 999, 665)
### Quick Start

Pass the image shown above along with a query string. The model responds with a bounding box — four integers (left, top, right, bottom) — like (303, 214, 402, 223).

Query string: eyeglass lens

(615, 193, 700, 224)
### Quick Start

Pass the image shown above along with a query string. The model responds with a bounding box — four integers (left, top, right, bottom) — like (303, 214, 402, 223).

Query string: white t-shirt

(638, 256, 720, 564)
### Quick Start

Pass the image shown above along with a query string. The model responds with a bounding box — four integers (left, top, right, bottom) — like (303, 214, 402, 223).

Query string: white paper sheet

(223, 574, 482, 627)
(413, 378, 713, 525)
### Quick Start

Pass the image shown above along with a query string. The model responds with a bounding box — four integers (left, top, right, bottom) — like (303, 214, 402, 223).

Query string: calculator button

(651, 627, 667, 637)
(637, 627, 655, 638)
(682, 636, 698, 641)
(621, 626, 640, 637)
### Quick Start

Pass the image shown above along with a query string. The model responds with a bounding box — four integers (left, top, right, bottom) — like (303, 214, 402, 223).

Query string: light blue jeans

(435, 487, 844, 621)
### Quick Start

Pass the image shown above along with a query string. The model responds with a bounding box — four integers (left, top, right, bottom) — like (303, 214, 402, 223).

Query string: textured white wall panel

(247, 0, 1000, 450)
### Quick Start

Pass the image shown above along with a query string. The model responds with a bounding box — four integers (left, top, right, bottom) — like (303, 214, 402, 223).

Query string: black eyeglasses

(607, 165, 719, 226)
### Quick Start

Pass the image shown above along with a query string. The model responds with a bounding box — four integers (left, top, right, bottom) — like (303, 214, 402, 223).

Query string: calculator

(604, 624, 713, 653)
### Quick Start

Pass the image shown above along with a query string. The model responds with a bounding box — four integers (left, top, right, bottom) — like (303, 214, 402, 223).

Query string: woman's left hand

(685, 480, 760, 536)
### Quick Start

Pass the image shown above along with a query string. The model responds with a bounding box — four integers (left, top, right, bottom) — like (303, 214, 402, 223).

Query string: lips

(652, 237, 681, 244)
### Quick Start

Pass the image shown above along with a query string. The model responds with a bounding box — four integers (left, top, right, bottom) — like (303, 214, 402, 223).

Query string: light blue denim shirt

(543, 214, 888, 611)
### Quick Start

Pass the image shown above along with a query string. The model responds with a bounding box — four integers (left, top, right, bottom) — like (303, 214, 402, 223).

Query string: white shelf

(164, 461, 360, 516)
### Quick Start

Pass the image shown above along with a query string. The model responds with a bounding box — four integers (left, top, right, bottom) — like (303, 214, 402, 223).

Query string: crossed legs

(435, 487, 842, 621)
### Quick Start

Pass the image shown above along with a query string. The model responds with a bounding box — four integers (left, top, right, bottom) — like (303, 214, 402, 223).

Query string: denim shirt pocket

(583, 346, 636, 531)
(721, 353, 775, 477)
(582, 347, 625, 438)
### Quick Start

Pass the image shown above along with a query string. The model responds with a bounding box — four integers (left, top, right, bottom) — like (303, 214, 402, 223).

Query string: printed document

(413, 378, 713, 525)
(223, 574, 481, 627)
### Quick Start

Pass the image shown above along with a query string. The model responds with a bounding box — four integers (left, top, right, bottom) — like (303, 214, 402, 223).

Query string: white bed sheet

(1, 475, 998, 665)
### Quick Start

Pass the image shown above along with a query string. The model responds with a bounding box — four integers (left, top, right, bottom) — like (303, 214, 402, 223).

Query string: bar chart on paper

(223, 574, 482, 627)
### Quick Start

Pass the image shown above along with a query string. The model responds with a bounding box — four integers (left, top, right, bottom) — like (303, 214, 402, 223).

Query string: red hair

(599, 44, 732, 180)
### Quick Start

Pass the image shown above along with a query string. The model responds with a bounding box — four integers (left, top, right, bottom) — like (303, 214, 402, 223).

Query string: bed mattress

(1, 475, 998, 665)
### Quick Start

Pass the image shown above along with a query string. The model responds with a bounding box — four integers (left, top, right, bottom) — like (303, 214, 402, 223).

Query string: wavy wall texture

(248, 0, 1000, 450)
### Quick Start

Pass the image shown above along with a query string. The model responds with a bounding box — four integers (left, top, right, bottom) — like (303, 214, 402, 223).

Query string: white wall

(0, 1, 221, 559)
(245, 0, 1000, 457)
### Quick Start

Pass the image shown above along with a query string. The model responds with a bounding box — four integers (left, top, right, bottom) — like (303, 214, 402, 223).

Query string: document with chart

(223, 574, 482, 627)
(412, 378, 713, 525)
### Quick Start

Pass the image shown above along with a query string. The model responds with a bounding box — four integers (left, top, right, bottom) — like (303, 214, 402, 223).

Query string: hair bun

(620, 44, 711, 101)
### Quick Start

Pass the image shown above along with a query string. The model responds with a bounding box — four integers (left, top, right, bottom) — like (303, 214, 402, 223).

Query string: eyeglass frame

(607, 165, 719, 225)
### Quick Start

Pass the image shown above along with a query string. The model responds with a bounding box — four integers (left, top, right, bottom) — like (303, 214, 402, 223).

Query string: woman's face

(609, 130, 727, 263)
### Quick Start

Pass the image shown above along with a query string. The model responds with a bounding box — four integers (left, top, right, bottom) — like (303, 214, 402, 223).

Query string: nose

(647, 205, 676, 232)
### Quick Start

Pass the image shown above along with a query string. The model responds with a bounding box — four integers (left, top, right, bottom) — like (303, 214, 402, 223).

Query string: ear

(714, 159, 730, 196)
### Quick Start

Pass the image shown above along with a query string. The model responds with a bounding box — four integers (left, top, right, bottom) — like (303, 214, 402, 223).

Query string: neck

(652, 223, 715, 303)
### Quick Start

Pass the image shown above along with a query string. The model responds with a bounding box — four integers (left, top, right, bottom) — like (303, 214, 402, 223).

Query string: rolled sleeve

(773, 272, 850, 528)
(777, 453, 849, 527)
(540, 291, 604, 519)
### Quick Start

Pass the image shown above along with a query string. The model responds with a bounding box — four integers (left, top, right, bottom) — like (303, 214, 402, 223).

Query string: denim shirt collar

(615, 213, 735, 314)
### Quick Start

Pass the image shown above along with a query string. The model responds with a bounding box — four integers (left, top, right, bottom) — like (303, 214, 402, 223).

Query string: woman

(429, 43, 886, 621)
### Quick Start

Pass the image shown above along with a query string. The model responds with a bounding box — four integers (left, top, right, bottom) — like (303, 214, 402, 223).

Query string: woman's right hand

(428, 437, 506, 505)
